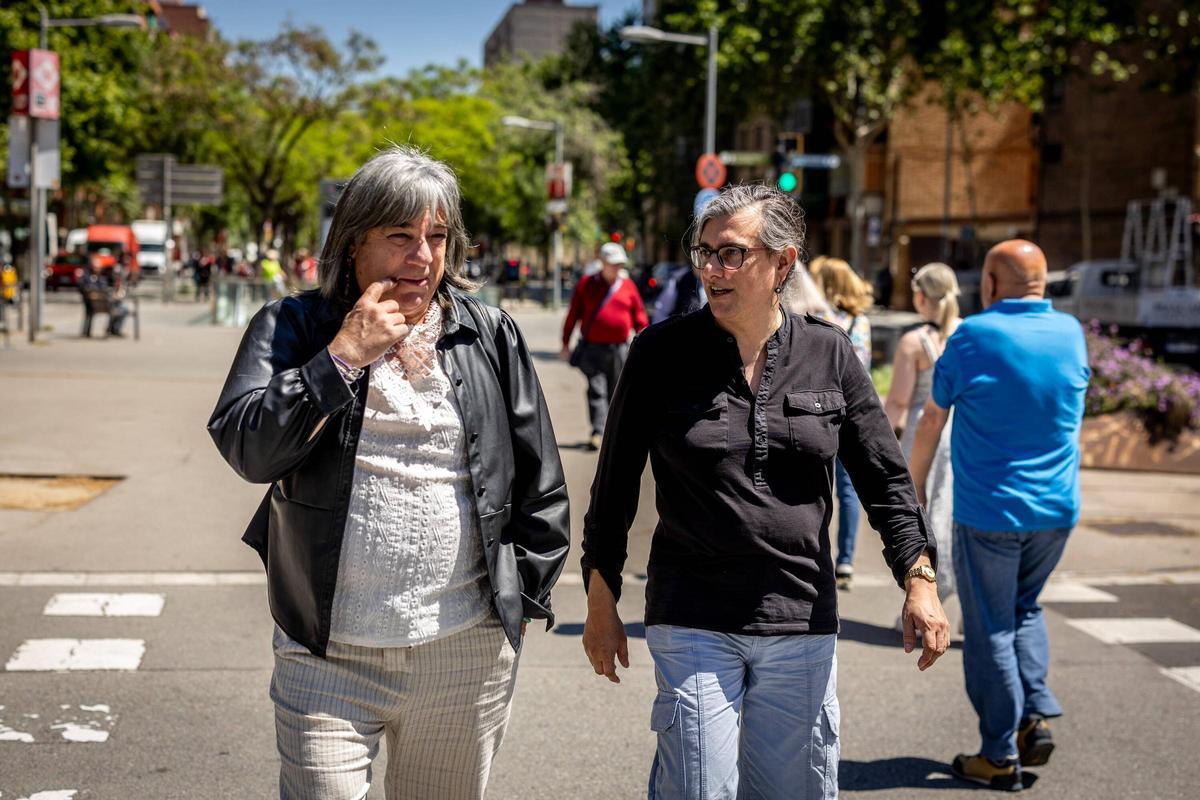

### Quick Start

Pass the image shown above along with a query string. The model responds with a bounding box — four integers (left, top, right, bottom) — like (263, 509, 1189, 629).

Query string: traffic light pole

(28, 118, 42, 343)
(552, 122, 563, 311)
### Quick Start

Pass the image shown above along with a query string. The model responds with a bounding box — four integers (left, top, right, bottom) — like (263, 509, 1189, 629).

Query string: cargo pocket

(648, 690, 684, 800)
(650, 690, 680, 733)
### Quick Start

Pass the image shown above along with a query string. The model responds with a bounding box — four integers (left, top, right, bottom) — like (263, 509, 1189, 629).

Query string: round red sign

(695, 153, 727, 190)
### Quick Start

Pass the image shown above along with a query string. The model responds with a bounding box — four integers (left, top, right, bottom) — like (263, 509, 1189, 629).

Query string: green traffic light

(777, 172, 798, 192)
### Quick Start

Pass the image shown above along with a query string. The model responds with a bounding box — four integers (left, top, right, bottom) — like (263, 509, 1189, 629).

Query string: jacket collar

(441, 286, 479, 338)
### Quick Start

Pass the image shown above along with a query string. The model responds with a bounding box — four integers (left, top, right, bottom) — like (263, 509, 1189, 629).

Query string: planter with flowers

(1080, 322, 1200, 474)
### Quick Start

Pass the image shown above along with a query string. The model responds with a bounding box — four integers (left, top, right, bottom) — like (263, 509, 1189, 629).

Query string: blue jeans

(645, 625, 839, 800)
(834, 459, 859, 567)
(953, 522, 1071, 761)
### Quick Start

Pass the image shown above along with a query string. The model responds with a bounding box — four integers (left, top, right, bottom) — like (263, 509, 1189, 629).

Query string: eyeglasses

(688, 245, 771, 271)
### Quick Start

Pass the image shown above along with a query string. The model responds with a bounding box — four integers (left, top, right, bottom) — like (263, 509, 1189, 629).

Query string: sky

(195, 0, 642, 76)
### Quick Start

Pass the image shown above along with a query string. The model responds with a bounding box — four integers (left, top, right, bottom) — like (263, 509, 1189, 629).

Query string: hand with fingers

(902, 575, 951, 671)
(328, 278, 411, 368)
(582, 575, 630, 683)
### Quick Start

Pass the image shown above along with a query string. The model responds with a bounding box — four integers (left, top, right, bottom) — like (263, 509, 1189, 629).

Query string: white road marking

(0, 571, 264, 587)
(1162, 667, 1200, 694)
(1055, 569, 1200, 587)
(43, 593, 165, 617)
(5, 639, 145, 671)
(53, 722, 108, 743)
(0, 723, 35, 742)
(19, 792, 78, 800)
(1065, 617, 1200, 644)
(79, 704, 110, 713)
(556, 572, 648, 587)
(1039, 581, 1119, 603)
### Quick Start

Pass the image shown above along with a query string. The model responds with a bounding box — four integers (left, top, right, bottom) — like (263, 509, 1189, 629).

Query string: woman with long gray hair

(208, 145, 569, 799)
(580, 183, 949, 798)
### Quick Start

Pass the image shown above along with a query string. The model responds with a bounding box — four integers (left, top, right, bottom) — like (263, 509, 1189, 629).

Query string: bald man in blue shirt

(910, 240, 1090, 792)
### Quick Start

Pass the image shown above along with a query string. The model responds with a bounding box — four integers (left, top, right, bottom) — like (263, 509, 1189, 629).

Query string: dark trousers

(576, 341, 628, 435)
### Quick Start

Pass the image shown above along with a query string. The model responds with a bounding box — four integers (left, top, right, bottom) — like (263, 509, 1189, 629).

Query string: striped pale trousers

(270, 614, 519, 799)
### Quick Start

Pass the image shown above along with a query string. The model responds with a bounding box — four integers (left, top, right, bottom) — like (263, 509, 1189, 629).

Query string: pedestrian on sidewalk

(208, 145, 570, 800)
(581, 184, 949, 800)
(884, 262, 962, 608)
(909, 240, 1089, 792)
(813, 257, 874, 590)
(560, 241, 649, 450)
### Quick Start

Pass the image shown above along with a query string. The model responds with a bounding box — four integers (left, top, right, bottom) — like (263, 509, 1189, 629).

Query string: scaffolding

(1121, 197, 1195, 289)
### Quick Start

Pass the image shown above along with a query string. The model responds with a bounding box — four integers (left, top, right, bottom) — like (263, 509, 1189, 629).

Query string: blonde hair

(814, 257, 873, 316)
(912, 262, 961, 338)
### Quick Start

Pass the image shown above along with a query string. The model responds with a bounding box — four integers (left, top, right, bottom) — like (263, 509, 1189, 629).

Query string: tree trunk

(847, 137, 869, 274)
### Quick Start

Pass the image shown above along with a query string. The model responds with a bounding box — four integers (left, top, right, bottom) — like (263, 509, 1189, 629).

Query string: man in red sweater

(561, 242, 649, 450)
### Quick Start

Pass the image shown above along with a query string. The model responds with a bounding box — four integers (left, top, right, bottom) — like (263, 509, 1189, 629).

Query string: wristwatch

(904, 564, 937, 584)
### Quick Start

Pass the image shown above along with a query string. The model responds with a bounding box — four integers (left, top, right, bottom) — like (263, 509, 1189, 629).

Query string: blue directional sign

(788, 153, 842, 170)
(694, 187, 719, 217)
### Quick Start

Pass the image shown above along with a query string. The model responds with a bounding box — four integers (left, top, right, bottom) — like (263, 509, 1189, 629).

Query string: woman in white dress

(884, 262, 961, 602)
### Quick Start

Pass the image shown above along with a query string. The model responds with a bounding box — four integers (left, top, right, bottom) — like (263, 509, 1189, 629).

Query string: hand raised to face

(328, 278, 411, 369)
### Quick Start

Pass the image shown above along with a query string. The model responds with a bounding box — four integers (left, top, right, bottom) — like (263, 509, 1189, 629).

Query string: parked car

(44, 252, 90, 290)
(85, 224, 141, 285)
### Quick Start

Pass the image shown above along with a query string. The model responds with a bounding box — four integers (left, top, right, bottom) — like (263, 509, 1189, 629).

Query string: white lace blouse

(329, 301, 492, 647)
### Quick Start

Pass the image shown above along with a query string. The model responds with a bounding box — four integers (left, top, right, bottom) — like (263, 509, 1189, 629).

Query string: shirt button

(470, 432, 479, 443)
(726, 337, 734, 344)
(477, 487, 485, 497)
(815, 402, 822, 409)
(455, 378, 463, 386)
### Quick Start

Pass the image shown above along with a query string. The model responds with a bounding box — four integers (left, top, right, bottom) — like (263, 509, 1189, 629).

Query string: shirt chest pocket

(661, 396, 729, 455)
(783, 390, 846, 458)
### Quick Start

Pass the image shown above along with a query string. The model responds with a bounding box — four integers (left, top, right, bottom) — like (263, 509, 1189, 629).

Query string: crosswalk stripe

(1065, 617, 1200, 644)
(1039, 581, 1119, 603)
(43, 593, 165, 617)
(0, 571, 264, 587)
(5, 639, 145, 672)
(18, 792, 79, 800)
(1162, 667, 1200, 695)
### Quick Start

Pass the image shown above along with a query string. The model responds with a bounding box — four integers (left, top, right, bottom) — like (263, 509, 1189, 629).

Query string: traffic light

(773, 133, 802, 194)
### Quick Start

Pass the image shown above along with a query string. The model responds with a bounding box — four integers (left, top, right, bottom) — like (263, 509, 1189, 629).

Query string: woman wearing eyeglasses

(580, 184, 949, 799)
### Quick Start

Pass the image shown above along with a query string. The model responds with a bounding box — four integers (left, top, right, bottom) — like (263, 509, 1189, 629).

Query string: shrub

(1084, 321, 1200, 442)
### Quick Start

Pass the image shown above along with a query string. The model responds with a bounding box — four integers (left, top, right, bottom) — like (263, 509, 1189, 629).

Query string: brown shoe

(1017, 716, 1055, 766)
(951, 753, 1024, 792)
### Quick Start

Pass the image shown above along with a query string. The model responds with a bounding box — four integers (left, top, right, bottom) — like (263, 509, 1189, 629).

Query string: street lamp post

(502, 115, 565, 310)
(620, 24, 718, 156)
(26, 5, 142, 342)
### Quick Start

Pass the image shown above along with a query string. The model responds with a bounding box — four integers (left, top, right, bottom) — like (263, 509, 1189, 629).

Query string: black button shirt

(581, 307, 934, 635)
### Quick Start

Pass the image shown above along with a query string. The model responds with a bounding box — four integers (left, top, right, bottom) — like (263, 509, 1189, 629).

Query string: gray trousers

(577, 341, 628, 435)
(271, 614, 518, 799)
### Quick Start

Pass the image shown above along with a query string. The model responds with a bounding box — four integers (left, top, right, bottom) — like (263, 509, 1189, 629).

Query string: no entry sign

(695, 153, 727, 190)
(11, 50, 60, 120)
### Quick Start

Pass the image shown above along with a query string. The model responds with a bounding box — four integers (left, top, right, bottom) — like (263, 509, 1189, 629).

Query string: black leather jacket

(208, 287, 570, 655)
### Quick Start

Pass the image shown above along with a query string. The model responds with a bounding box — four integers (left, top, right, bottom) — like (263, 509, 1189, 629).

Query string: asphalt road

(0, 298, 1197, 799)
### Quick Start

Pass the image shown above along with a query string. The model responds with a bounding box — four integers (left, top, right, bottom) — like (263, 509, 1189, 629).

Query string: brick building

(484, 0, 598, 67)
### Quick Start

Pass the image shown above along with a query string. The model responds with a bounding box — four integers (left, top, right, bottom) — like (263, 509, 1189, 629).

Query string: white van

(131, 219, 170, 275)
(65, 228, 87, 254)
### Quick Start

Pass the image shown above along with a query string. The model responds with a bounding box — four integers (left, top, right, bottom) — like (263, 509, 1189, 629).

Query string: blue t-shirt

(932, 299, 1090, 532)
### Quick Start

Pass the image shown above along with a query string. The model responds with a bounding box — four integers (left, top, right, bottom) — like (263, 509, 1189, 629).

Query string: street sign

(788, 153, 841, 170)
(546, 162, 573, 200)
(718, 151, 769, 167)
(6, 116, 59, 189)
(695, 153, 727, 189)
(545, 199, 569, 215)
(12, 50, 60, 120)
(694, 188, 719, 217)
(7, 115, 29, 188)
(136, 155, 223, 206)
